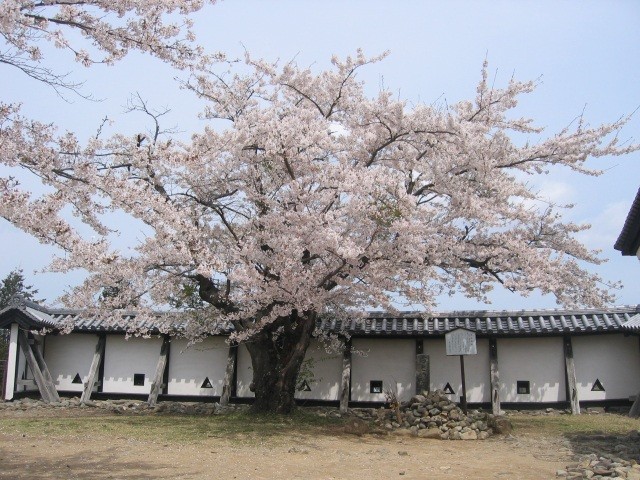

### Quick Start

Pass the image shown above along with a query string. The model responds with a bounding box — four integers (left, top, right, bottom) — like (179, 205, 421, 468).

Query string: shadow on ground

(0, 446, 172, 480)
(564, 430, 640, 463)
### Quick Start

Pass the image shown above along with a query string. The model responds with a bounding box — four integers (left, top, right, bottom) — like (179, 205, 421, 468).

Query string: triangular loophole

(591, 378, 605, 392)
(72, 373, 82, 384)
(299, 379, 312, 392)
(443, 382, 455, 395)
(201, 377, 213, 389)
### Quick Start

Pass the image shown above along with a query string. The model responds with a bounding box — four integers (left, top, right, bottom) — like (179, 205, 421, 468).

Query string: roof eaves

(614, 187, 640, 255)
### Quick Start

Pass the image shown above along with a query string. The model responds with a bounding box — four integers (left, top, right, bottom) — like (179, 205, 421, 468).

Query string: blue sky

(2, 0, 640, 311)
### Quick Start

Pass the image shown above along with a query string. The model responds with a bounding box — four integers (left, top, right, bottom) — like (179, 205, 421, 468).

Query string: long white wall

(102, 336, 163, 394)
(350, 338, 415, 402)
(498, 337, 566, 403)
(6, 326, 640, 406)
(44, 333, 99, 392)
(573, 334, 640, 401)
(425, 338, 490, 403)
(167, 337, 229, 396)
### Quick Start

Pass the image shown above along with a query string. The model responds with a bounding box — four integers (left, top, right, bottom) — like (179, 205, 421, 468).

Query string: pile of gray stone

(558, 454, 640, 479)
(558, 430, 640, 479)
(353, 390, 510, 440)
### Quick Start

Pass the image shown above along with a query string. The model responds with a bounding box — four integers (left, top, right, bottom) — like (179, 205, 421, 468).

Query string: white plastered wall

(424, 338, 490, 403)
(498, 337, 565, 403)
(294, 340, 342, 401)
(573, 334, 640, 401)
(350, 338, 415, 402)
(235, 344, 254, 398)
(167, 337, 229, 396)
(44, 333, 99, 392)
(102, 335, 162, 394)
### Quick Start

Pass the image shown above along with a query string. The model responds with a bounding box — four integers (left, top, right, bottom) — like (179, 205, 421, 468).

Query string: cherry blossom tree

(0, 0, 212, 95)
(1, 24, 637, 411)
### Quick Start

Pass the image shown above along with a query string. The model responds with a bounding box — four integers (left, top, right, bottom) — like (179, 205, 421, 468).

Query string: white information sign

(445, 328, 477, 356)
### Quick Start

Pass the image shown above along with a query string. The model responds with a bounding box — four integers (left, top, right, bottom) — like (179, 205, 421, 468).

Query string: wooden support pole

(4, 324, 19, 401)
(147, 335, 170, 407)
(630, 337, 640, 418)
(81, 334, 106, 403)
(629, 392, 640, 418)
(415, 339, 430, 394)
(459, 354, 468, 415)
(31, 338, 60, 402)
(489, 338, 501, 415)
(220, 344, 238, 406)
(17, 330, 55, 403)
(339, 338, 352, 414)
(563, 336, 580, 415)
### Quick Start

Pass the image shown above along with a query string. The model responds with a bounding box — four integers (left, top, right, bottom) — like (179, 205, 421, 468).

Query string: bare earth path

(0, 412, 570, 480)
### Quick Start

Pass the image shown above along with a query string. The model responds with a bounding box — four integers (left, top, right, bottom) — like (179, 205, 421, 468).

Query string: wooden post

(459, 354, 468, 414)
(81, 334, 106, 403)
(489, 338, 501, 415)
(31, 338, 60, 402)
(629, 392, 640, 418)
(17, 330, 56, 403)
(220, 344, 237, 406)
(147, 335, 170, 407)
(563, 336, 580, 415)
(415, 339, 430, 394)
(4, 324, 19, 401)
(630, 337, 640, 418)
(339, 338, 352, 414)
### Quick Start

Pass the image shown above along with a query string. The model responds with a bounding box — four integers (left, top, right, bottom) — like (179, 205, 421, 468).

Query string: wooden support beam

(220, 344, 238, 406)
(4, 324, 19, 401)
(415, 339, 430, 395)
(630, 393, 640, 418)
(415, 338, 430, 394)
(16, 380, 37, 388)
(563, 336, 580, 415)
(81, 335, 106, 404)
(489, 338, 501, 415)
(17, 330, 57, 403)
(147, 335, 170, 407)
(630, 337, 640, 418)
(339, 338, 352, 414)
(31, 338, 60, 402)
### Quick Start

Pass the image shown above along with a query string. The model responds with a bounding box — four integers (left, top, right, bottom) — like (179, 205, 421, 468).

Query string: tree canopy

(0, 268, 41, 310)
(1, 1, 637, 412)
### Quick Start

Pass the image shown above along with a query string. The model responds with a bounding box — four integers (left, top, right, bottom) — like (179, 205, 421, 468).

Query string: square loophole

(517, 380, 530, 395)
(370, 380, 383, 394)
(133, 373, 145, 386)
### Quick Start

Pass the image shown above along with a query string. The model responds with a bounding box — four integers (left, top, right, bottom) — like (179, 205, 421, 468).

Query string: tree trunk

(244, 310, 316, 414)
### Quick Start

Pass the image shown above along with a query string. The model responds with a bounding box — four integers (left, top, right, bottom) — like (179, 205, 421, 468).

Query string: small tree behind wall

(0, 269, 42, 360)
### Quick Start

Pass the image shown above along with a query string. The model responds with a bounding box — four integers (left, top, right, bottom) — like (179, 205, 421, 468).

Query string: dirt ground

(0, 410, 571, 480)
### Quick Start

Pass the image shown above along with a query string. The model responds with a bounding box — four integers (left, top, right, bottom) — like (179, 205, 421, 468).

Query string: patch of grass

(0, 410, 347, 445)
(510, 413, 640, 437)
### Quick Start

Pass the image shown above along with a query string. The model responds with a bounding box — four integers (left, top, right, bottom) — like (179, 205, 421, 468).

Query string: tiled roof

(615, 187, 640, 256)
(2, 296, 639, 337)
(622, 314, 640, 332)
(317, 306, 640, 336)
(0, 296, 59, 329)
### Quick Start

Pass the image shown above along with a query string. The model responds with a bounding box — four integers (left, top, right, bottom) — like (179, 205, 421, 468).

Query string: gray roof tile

(1, 296, 640, 337)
